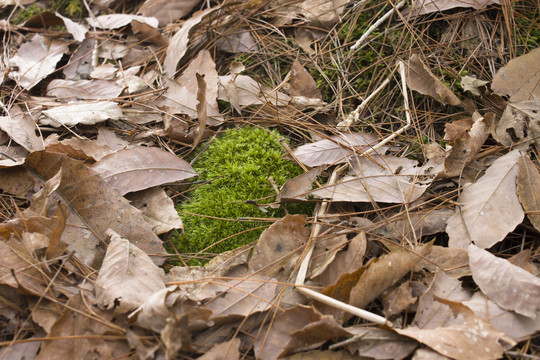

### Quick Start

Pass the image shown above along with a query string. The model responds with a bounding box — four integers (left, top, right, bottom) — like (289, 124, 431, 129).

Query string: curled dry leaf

(463, 291, 540, 342)
(248, 214, 309, 281)
(0, 105, 44, 152)
(96, 230, 166, 313)
(55, 12, 88, 42)
(446, 150, 524, 249)
(42, 101, 123, 127)
(138, 0, 201, 27)
(404, 54, 461, 106)
(126, 187, 184, 234)
(8, 34, 68, 90)
(516, 155, 540, 232)
(45, 136, 116, 161)
(468, 245, 540, 319)
(493, 100, 540, 150)
(278, 167, 322, 202)
(254, 305, 351, 360)
(491, 47, 540, 102)
(87, 14, 159, 29)
(396, 300, 514, 360)
(405, 0, 501, 16)
(164, 6, 219, 76)
(46, 79, 123, 100)
(292, 132, 383, 167)
(309, 155, 438, 203)
(25, 151, 168, 264)
(91, 146, 197, 195)
(349, 242, 432, 309)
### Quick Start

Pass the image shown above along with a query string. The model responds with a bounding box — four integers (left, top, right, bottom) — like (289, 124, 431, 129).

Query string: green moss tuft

(172, 126, 312, 265)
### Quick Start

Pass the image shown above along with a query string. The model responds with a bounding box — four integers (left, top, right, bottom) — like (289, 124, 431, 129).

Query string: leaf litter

(0, 0, 539, 359)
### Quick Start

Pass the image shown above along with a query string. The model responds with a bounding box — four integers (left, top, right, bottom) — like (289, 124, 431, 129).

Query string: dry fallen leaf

(95, 230, 166, 313)
(446, 150, 524, 249)
(309, 155, 438, 203)
(397, 300, 514, 360)
(493, 100, 540, 150)
(404, 54, 461, 106)
(405, 0, 501, 16)
(346, 327, 418, 360)
(0, 105, 44, 152)
(468, 245, 540, 319)
(126, 187, 184, 234)
(45, 136, 116, 161)
(349, 242, 432, 309)
(41, 101, 123, 127)
(138, 0, 201, 27)
(289, 59, 322, 99)
(87, 14, 159, 29)
(278, 167, 322, 201)
(516, 155, 540, 232)
(199, 338, 240, 360)
(293, 132, 383, 167)
(91, 146, 197, 195)
(8, 34, 68, 90)
(491, 47, 540, 102)
(46, 79, 123, 100)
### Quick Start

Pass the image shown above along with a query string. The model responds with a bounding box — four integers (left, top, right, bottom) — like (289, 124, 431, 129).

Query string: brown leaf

(253, 305, 351, 360)
(248, 214, 309, 281)
(0, 105, 44, 152)
(491, 48, 540, 102)
(446, 150, 524, 248)
(292, 132, 383, 167)
(25, 151, 167, 264)
(346, 327, 418, 360)
(91, 146, 197, 195)
(290, 59, 322, 99)
(309, 155, 438, 203)
(36, 294, 130, 360)
(278, 167, 322, 201)
(199, 338, 240, 360)
(417, 245, 470, 278)
(350, 243, 432, 309)
(160, 49, 223, 124)
(375, 208, 454, 241)
(308, 234, 348, 279)
(164, 6, 219, 76)
(45, 136, 116, 161)
(0, 166, 38, 198)
(216, 30, 258, 53)
(516, 155, 540, 232)
(87, 14, 158, 29)
(8, 34, 68, 90)
(46, 79, 123, 100)
(63, 38, 95, 80)
(405, 0, 500, 16)
(493, 100, 540, 150)
(464, 291, 540, 342)
(396, 300, 513, 360)
(468, 245, 540, 319)
(41, 101, 123, 127)
(198, 275, 278, 321)
(96, 230, 166, 313)
(404, 54, 461, 106)
(412, 271, 472, 329)
(126, 187, 184, 235)
(382, 281, 417, 318)
(138, 0, 200, 27)
(282, 350, 357, 359)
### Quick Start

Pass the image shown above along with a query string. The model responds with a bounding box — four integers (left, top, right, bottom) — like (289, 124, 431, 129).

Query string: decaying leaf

(42, 101, 123, 127)
(346, 327, 418, 360)
(164, 6, 219, 76)
(468, 245, 540, 319)
(289, 59, 322, 99)
(308, 155, 438, 203)
(464, 291, 540, 342)
(254, 305, 351, 360)
(25, 151, 168, 264)
(516, 155, 540, 232)
(0, 105, 44, 152)
(446, 150, 524, 249)
(278, 167, 322, 201)
(87, 14, 159, 29)
(493, 100, 540, 150)
(216, 29, 258, 53)
(404, 54, 461, 106)
(396, 300, 514, 360)
(138, 0, 202, 27)
(126, 187, 184, 234)
(349, 242, 432, 309)
(292, 132, 383, 167)
(91, 146, 197, 195)
(199, 338, 241, 360)
(45, 136, 116, 161)
(405, 0, 501, 16)
(271, 0, 349, 28)
(95, 230, 166, 313)
(8, 34, 68, 90)
(248, 214, 309, 281)
(46, 79, 123, 100)
(491, 47, 540, 102)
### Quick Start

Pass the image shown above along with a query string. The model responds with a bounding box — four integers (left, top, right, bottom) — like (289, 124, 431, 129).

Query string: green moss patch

(172, 126, 311, 265)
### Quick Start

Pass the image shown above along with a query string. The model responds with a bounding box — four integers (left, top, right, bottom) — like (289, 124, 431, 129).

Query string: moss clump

(173, 126, 311, 265)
